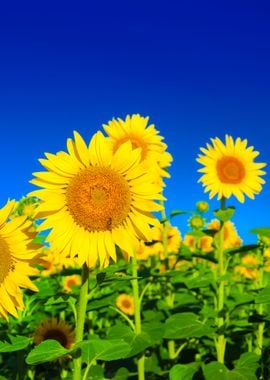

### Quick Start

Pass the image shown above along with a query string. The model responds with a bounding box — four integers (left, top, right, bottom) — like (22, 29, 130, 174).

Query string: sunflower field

(0, 114, 269, 380)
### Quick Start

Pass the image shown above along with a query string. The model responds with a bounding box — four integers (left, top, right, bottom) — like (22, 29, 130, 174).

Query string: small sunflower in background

(234, 254, 259, 280)
(29, 130, 164, 268)
(0, 200, 40, 319)
(11, 196, 39, 221)
(116, 294, 134, 316)
(196, 200, 209, 213)
(208, 219, 242, 250)
(197, 135, 266, 203)
(188, 215, 205, 230)
(33, 317, 75, 349)
(102, 114, 173, 180)
(63, 274, 81, 293)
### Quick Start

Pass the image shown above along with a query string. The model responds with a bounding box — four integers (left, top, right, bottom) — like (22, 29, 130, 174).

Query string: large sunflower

(29, 131, 164, 268)
(197, 135, 266, 203)
(0, 200, 39, 319)
(102, 114, 172, 178)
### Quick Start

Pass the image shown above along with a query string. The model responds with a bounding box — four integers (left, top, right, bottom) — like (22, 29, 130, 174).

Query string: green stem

(73, 263, 90, 380)
(109, 306, 136, 331)
(215, 197, 226, 363)
(255, 254, 265, 355)
(131, 255, 145, 380)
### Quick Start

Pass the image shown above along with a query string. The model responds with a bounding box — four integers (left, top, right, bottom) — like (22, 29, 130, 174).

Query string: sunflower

(196, 201, 209, 213)
(188, 215, 205, 230)
(33, 317, 75, 349)
(234, 254, 259, 280)
(0, 200, 39, 319)
(208, 219, 242, 250)
(102, 114, 172, 178)
(29, 131, 163, 268)
(63, 274, 81, 293)
(197, 135, 266, 203)
(39, 247, 78, 277)
(116, 294, 134, 316)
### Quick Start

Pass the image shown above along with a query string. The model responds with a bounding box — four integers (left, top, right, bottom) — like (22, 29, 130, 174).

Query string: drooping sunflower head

(33, 317, 75, 349)
(102, 114, 172, 178)
(116, 294, 134, 316)
(197, 135, 266, 203)
(0, 200, 40, 319)
(29, 131, 164, 268)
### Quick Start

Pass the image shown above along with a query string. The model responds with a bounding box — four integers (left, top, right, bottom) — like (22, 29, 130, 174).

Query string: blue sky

(0, 1, 269, 243)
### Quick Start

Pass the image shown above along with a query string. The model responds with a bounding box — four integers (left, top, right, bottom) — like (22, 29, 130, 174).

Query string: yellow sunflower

(197, 135, 266, 203)
(208, 219, 242, 250)
(150, 223, 181, 259)
(234, 254, 259, 280)
(63, 274, 81, 293)
(116, 294, 134, 316)
(33, 317, 75, 349)
(102, 114, 172, 178)
(29, 131, 163, 268)
(0, 200, 39, 319)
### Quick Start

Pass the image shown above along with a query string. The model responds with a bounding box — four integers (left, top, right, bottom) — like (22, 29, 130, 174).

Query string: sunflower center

(0, 237, 14, 283)
(122, 299, 131, 308)
(66, 167, 131, 231)
(216, 156, 245, 184)
(114, 135, 148, 160)
(43, 329, 68, 348)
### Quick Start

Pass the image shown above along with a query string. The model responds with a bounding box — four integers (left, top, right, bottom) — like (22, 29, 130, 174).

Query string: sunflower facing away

(197, 135, 266, 203)
(29, 131, 164, 268)
(102, 114, 173, 178)
(0, 200, 39, 319)
(33, 317, 75, 349)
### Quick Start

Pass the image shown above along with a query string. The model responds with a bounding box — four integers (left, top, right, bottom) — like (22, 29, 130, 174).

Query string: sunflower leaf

(0, 335, 31, 353)
(214, 207, 235, 222)
(25, 339, 70, 364)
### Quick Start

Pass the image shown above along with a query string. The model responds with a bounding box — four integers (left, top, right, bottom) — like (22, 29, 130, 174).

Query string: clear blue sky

(0, 1, 269, 244)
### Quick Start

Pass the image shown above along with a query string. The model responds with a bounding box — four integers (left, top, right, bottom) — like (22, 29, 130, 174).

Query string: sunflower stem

(215, 197, 226, 363)
(255, 249, 265, 356)
(73, 263, 89, 380)
(131, 255, 145, 380)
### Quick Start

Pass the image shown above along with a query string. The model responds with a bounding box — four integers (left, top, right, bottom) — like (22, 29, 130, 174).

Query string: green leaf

(203, 362, 229, 380)
(233, 352, 260, 379)
(185, 273, 214, 289)
(26, 340, 69, 364)
(84, 364, 104, 380)
(113, 367, 130, 380)
(170, 210, 190, 218)
(145, 353, 162, 375)
(255, 286, 270, 304)
(87, 294, 115, 311)
(250, 227, 270, 237)
(214, 207, 235, 222)
(79, 338, 130, 363)
(226, 245, 259, 255)
(0, 335, 31, 353)
(170, 363, 199, 380)
(203, 356, 259, 380)
(164, 312, 214, 339)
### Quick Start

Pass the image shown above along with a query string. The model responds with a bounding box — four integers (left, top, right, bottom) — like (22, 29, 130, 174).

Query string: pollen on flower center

(0, 237, 14, 283)
(66, 167, 131, 232)
(216, 156, 246, 184)
(114, 135, 148, 160)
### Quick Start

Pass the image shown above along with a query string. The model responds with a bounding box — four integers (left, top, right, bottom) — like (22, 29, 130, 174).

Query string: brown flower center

(66, 167, 131, 231)
(0, 237, 15, 283)
(216, 156, 245, 184)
